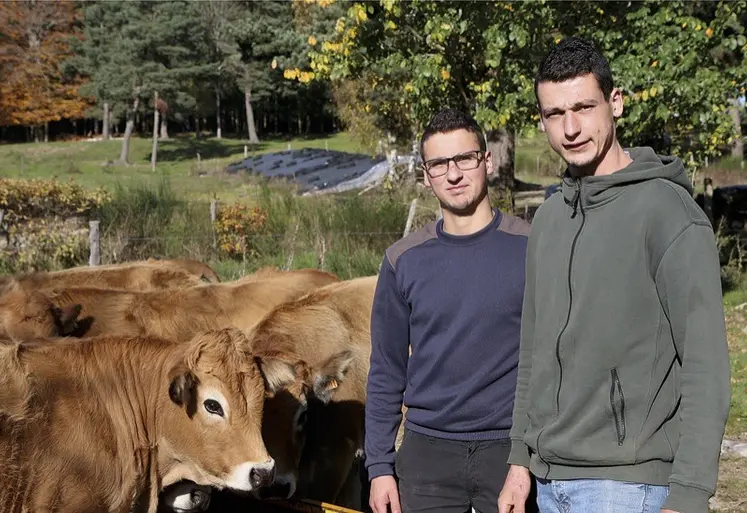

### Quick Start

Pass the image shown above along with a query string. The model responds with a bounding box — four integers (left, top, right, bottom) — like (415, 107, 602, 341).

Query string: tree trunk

(103, 102, 110, 140)
(274, 93, 279, 134)
(195, 115, 201, 139)
(44, 122, 49, 143)
(245, 87, 260, 143)
(119, 92, 140, 164)
(730, 98, 743, 160)
(216, 87, 222, 139)
(151, 91, 159, 172)
(34, 126, 39, 143)
(160, 117, 169, 139)
(486, 127, 516, 209)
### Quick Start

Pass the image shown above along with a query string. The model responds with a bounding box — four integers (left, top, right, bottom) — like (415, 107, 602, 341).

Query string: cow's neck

(80, 339, 170, 512)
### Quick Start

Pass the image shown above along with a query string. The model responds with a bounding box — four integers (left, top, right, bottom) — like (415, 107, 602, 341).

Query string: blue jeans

(536, 478, 669, 513)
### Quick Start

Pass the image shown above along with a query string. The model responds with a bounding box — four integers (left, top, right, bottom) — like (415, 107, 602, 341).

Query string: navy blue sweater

(364, 210, 530, 480)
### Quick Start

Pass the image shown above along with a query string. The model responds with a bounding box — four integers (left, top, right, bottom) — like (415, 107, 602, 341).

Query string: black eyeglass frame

(421, 150, 485, 178)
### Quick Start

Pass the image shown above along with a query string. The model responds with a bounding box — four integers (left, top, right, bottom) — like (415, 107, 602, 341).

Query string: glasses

(422, 150, 484, 178)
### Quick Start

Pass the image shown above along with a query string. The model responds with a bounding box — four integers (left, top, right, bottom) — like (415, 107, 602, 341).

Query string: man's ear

(312, 350, 356, 404)
(168, 362, 199, 417)
(484, 149, 494, 177)
(610, 87, 624, 118)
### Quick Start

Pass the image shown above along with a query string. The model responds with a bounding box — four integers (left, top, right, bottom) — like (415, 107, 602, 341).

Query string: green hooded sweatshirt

(508, 147, 731, 513)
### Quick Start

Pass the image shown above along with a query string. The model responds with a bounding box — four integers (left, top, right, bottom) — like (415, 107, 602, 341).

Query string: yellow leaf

(696, 24, 702, 31)
(308, 35, 318, 46)
(682, 22, 687, 29)
(441, 68, 451, 80)
(649, 86, 657, 98)
(271, 58, 278, 69)
(641, 90, 649, 101)
(650, 60, 658, 68)
(706, 27, 714, 38)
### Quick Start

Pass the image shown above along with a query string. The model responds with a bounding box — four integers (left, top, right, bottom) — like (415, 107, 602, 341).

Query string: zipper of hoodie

(536, 177, 586, 477)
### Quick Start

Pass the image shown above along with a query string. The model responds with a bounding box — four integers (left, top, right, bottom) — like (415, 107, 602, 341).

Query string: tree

(71, 1, 213, 163)
(300, 0, 556, 199)
(0, 0, 90, 140)
(301, 0, 747, 201)
(562, 1, 747, 166)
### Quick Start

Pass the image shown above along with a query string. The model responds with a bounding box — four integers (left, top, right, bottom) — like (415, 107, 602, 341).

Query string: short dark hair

(420, 108, 486, 157)
(534, 36, 614, 102)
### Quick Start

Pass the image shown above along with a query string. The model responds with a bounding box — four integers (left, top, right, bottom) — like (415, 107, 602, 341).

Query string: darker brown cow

(0, 328, 310, 513)
(245, 275, 377, 505)
(0, 288, 81, 341)
(43, 268, 340, 341)
(0, 262, 205, 296)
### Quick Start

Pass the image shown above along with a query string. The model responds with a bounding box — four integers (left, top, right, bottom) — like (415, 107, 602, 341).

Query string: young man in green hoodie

(498, 36, 731, 513)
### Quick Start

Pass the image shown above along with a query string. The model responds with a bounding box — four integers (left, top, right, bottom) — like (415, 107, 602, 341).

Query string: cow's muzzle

(250, 463, 276, 490)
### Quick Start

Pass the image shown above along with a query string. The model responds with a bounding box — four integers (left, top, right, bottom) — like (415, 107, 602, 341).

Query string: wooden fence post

(403, 199, 418, 237)
(89, 220, 100, 266)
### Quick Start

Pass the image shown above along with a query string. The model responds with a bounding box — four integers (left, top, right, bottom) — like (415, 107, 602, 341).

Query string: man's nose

(564, 111, 581, 139)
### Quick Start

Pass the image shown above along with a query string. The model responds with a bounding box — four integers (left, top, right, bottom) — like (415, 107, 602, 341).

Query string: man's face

(422, 129, 493, 214)
(536, 73, 623, 173)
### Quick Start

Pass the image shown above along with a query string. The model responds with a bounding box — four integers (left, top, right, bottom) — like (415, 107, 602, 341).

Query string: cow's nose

(250, 464, 276, 489)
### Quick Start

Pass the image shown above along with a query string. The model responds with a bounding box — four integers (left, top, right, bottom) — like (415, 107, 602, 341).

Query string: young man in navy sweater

(365, 108, 532, 513)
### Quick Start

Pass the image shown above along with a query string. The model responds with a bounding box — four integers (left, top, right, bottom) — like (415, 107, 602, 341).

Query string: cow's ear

(312, 350, 355, 404)
(53, 304, 82, 336)
(168, 362, 199, 417)
(255, 353, 309, 395)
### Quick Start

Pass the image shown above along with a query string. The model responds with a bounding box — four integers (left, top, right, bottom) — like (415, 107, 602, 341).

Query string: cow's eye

(203, 399, 224, 417)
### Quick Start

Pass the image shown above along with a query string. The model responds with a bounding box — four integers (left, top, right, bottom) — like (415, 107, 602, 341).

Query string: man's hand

(498, 465, 531, 513)
(370, 475, 402, 513)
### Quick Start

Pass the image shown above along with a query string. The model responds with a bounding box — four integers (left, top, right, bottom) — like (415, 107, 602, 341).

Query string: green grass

(0, 132, 364, 203)
(724, 300, 747, 440)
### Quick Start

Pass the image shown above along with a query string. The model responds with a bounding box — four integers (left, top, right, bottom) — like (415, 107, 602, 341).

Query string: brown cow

(43, 268, 340, 341)
(0, 262, 206, 296)
(0, 327, 312, 513)
(145, 258, 221, 283)
(0, 288, 81, 341)
(245, 275, 377, 505)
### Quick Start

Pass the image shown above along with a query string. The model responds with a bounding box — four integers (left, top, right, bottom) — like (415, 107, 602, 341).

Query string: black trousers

(395, 429, 536, 513)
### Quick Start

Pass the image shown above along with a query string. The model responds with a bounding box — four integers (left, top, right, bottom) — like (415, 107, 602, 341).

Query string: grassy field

(713, 291, 747, 512)
(0, 132, 369, 203)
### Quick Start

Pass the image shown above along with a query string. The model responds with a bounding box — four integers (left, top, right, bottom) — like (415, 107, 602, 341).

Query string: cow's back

(2, 263, 204, 295)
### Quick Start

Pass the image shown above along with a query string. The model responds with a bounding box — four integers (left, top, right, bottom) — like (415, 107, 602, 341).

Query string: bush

(0, 178, 107, 273)
(215, 203, 268, 259)
(0, 178, 109, 224)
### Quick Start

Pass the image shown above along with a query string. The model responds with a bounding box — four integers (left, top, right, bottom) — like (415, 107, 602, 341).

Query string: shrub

(0, 178, 109, 224)
(215, 203, 268, 259)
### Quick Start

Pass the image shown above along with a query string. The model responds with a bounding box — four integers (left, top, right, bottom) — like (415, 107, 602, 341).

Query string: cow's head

(0, 288, 81, 341)
(159, 328, 311, 496)
(256, 349, 356, 500)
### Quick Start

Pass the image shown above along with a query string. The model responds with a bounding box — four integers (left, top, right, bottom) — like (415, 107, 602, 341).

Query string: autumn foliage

(0, 0, 90, 128)
(215, 203, 268, 259)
